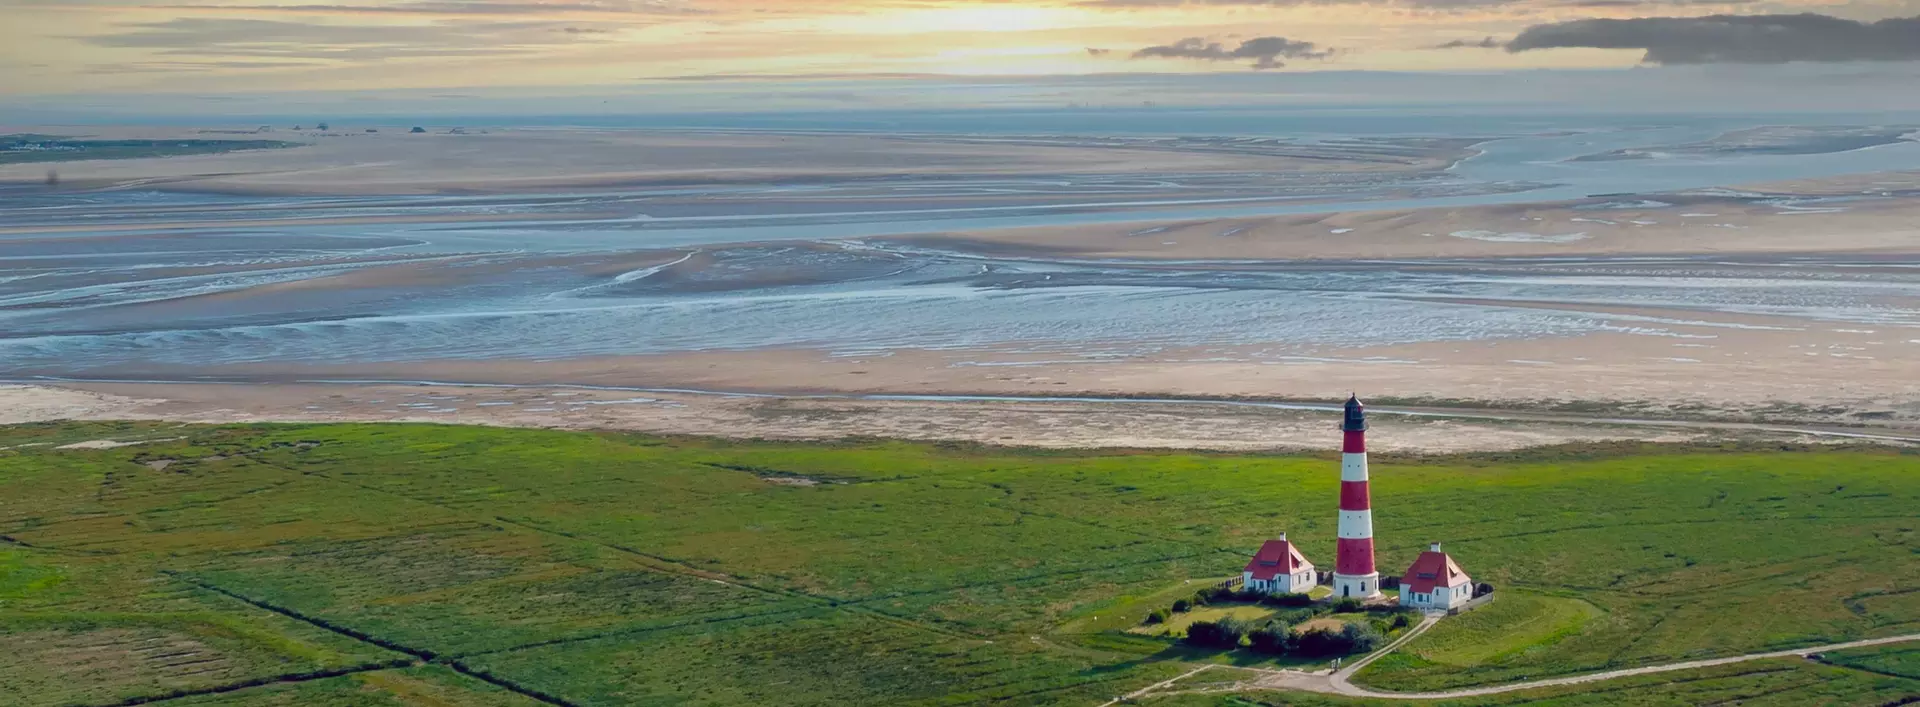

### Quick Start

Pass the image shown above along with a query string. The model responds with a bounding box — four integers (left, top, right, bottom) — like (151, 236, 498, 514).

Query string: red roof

(1244, 539, 1313, 581)
(1400, 549, 1470, 593)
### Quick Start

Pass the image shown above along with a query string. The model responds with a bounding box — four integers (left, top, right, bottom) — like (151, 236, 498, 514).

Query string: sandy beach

(904, 177, 1920, 261)
(34, 302, 1912, 422)
(12, 284, 1920, 449)
(0, 126, 1462, 196)
(0, 381, 1823, 453)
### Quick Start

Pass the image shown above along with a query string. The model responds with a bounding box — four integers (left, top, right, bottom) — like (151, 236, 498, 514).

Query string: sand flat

(898, 187, 1920, 261)
(0, 381, 1729, 453)
(28, 292, 1920, 429)
(0, 127, 1456, 196)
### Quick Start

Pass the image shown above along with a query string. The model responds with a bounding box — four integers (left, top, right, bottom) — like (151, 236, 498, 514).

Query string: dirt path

(1338, 632, 1920, 699)
(1122, 624, 1920, 703)
(1098, 664, 1218, 707)
(1327, 612, 1446, 691)
(1185, 632, 1920, 702)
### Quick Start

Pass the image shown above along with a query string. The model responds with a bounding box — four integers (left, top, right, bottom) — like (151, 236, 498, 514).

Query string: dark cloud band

(1508, 13, 1920, 64)
(1131, 36, 1330, 69)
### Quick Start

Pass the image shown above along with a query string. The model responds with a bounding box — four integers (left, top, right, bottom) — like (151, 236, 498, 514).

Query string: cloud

(1432, 36, 1500, 49)
(1131, 36, 1331, 69)
(144, 1, 708, 16)
(1508, 13, 1920, 64)
(1086, 47, 1113, 56)
(651, 72, 946, 81)
(1555, 0, 1757, 7)
(80, 16, 621, 61)
(1083, 0, 1521, 9)
(82, 60, 326, 74)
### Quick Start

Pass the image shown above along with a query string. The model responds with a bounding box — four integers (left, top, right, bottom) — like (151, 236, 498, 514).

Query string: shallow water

(3, 236, 1919, 371)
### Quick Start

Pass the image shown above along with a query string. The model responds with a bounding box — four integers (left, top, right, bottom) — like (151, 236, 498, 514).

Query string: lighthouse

(1334, 394, 1382, 599)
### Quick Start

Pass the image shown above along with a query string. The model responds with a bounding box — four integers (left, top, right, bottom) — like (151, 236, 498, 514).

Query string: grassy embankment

(0, 422, 1916, 706)
(0, 134, 298, 165)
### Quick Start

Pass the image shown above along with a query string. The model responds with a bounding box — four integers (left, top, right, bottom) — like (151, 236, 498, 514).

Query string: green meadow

(1, 421, 1916, 706)
(0, 135, 298, 165)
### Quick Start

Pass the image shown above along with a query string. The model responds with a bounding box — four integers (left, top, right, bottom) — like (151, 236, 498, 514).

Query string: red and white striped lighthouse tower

(1333, 394, 1383, 599)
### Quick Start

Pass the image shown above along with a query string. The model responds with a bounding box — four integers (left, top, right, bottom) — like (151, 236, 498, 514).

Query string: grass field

(1821, 643, 1920, 680)
(0, 135, 297, 164)
(1151, 658, 1920, 706)
(1354, 592, 1603, 683)
(1129, 604, 1280, 637)
(2, 422, 1917, 705)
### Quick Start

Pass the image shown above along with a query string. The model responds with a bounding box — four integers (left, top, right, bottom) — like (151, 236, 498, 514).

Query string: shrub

(1143, 608, 1170, 625)
(1273, 607, 1319, 625)
(1342, 622, 1384, 653)
(1246, 621, 1292, 654)
(1259, 592, 1315, 608)
(1390, 612, 1412, 630)
(1476, 582, 1496, 596)
(1171, 599, 1191, 613)
(1292, 622, 1385, 657)
(1184, 619, 1247, 649)
(1331, 598, 1364, 613)
(1292, 627, 1348, 657)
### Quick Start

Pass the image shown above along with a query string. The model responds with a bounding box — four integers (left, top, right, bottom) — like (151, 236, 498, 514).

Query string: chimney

(1430, 542, 1443, 552)
(1279, 532, 1288, 541)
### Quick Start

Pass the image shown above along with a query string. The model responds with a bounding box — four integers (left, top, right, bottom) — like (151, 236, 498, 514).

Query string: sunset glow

(1, 0, 1915, 96)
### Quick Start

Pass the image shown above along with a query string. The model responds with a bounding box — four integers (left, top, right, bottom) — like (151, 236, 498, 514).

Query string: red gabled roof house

(1399, 542, 1474, 610)
(1242, 534, 1316, 595)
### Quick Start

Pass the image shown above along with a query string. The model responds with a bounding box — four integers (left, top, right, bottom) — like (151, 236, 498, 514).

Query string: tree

(1246, 621, 1292, 655)
(1185, 618, 1249, 649)
(1142, 608, 1170, 625)
(1290, 622, 1384, 657)
(1341, 622, 1383, 653)
(1292, 627, 1346, 657)
(1171, 599, 1191, 613)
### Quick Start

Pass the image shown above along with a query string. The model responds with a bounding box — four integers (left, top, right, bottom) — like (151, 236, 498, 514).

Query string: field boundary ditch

(85, 661, 412, 707)
(165, 571, 583, 707)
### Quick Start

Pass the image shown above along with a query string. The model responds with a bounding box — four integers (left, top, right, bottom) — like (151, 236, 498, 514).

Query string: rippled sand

(0, 127, 1466, 196)
(0, 382, 1752, 453)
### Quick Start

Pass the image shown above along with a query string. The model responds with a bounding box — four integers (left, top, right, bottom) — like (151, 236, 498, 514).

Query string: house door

(1341, 586, 1349, 597)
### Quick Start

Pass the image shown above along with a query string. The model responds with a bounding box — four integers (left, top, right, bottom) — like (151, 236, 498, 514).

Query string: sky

(3, 0, 1920, 112)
